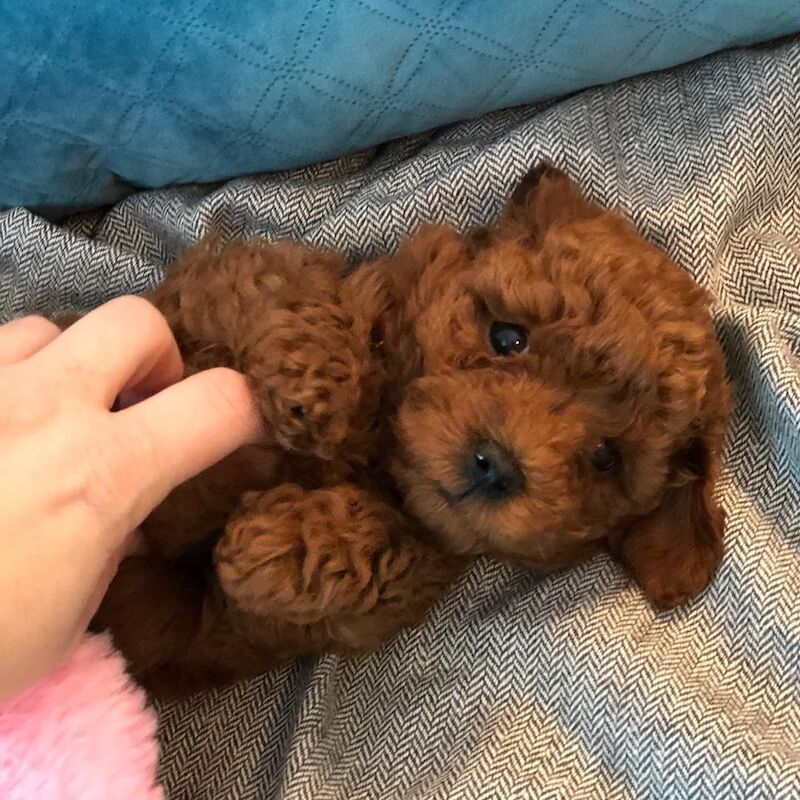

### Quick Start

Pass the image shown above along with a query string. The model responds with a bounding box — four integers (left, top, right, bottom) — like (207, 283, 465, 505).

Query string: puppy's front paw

(243, 305, 367, 459)
(254, 352, 358, 460)
(216, 484, 389, 625)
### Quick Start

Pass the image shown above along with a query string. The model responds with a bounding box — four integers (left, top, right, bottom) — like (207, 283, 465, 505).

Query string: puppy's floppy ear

(611, 436, 725, 610)
(503, 163, 603, 240)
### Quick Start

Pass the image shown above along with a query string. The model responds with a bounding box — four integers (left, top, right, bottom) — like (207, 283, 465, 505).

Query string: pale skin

(0, 297, 264, 703)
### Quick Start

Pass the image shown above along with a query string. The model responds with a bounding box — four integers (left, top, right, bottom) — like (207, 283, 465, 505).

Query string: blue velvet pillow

(0, 1, 798, 211)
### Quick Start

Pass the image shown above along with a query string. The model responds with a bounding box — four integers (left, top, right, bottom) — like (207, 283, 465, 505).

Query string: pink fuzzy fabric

(0, 633, 164, 800)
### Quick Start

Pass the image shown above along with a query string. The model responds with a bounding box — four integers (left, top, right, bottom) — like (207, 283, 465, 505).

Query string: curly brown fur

(90, 165, 730, 696)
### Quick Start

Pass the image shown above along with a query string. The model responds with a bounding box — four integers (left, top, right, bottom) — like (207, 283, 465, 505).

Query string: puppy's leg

(93, 554, 280, 697)
(215, 483, 465, 652)
(152, 238, 374, 461)
(233, 302, 371, 460)
(139, 239, 375, 556)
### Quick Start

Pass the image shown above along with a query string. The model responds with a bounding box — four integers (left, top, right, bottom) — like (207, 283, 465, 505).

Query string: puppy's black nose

(464, 440, 525, 501)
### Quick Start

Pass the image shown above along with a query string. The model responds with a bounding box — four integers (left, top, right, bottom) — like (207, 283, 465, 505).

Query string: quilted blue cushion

(1, 1, 798, 211)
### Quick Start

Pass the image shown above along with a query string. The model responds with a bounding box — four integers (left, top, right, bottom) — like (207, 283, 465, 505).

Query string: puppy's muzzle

(460, 439, 525, 501)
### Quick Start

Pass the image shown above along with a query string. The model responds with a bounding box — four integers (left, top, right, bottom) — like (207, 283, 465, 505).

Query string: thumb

(110, 368, 265, 526)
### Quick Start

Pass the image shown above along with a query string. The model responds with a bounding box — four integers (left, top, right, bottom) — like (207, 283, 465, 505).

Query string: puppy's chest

(277, 394, 402, 502)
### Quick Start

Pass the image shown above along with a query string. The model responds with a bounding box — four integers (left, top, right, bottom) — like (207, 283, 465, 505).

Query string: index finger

(32, 296, 184, 407)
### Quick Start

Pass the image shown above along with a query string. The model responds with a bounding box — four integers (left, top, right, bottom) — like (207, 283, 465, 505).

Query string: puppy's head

(390, 166, 729, 597)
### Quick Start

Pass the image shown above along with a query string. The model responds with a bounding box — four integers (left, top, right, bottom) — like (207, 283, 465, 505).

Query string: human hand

(0, 297, 263, 702)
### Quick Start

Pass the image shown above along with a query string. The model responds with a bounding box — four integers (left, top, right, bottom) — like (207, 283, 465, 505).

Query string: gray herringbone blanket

(1, 37, 798, 800)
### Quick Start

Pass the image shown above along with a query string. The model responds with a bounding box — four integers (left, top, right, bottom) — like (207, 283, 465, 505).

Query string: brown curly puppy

(92, 165, 730, 696)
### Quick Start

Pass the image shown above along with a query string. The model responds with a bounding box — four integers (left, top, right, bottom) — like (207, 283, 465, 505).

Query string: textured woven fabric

(1, 1, 799, 210)
(2, 36, 799, 800)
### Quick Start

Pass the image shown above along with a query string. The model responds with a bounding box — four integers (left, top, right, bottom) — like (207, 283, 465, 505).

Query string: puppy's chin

(389, 455, 474, 552)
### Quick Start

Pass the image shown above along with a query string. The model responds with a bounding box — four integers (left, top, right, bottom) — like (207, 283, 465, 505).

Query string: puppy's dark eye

(591, 439, 620, 472)
(489, 321, 528, 356)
